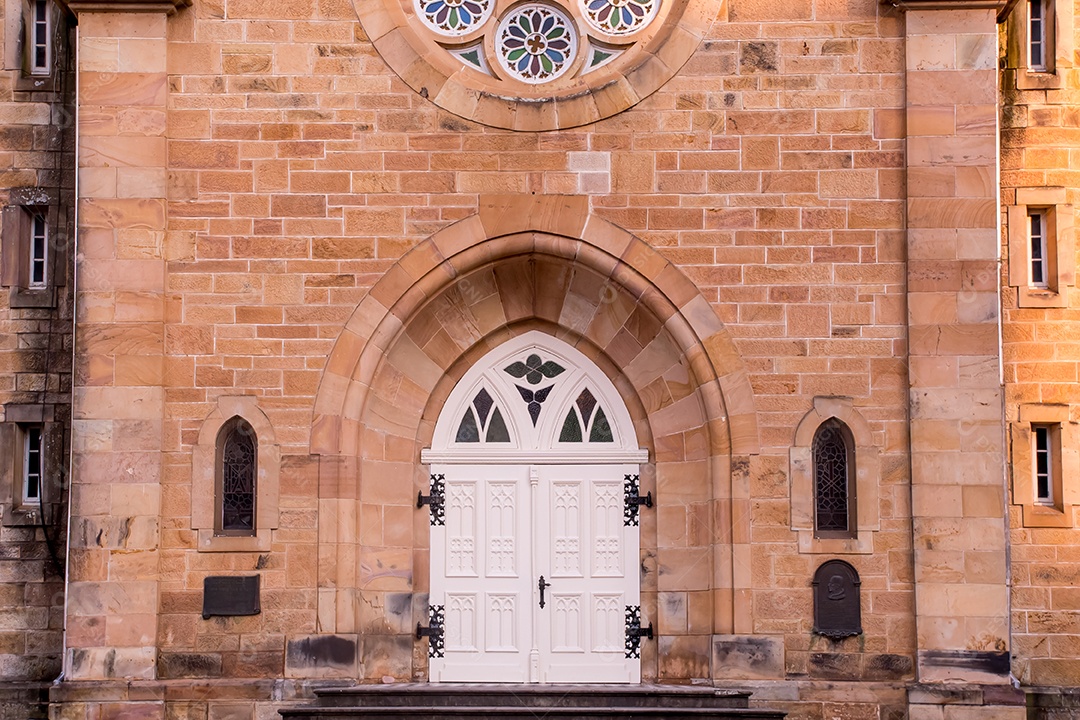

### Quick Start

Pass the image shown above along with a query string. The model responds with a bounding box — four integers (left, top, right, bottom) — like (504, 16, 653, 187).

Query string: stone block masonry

(0, 0, 1057, 718)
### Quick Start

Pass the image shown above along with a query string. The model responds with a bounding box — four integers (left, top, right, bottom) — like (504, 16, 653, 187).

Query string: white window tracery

(423, 331, 647, 464)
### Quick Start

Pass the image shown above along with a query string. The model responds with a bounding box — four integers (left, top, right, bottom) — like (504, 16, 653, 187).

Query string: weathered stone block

(712, 635, 784, 680)
(158, 653, 223, 679)
(284, 635, 358, 678)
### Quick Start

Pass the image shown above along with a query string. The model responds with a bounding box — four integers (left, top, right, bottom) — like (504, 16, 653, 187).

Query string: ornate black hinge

(623, 474, 652, 526)
(624, 605, 653, 659)
(415, 604, 445, 658)
(417, 473, 445, 526)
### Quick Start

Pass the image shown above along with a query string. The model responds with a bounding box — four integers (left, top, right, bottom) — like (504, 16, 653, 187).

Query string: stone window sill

(196, 528, 272, 553)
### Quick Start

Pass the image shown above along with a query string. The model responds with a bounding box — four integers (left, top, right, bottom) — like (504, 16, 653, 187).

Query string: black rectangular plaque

(812, 559, 861, 639)
(202, 575, 261, 619)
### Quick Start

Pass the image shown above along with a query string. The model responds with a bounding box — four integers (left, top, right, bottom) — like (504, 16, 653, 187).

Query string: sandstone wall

(139, 0, 917, 696)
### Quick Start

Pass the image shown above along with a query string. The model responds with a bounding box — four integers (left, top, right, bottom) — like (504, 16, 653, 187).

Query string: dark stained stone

(158, 652, 223, 679)
(808, 652, 860, 680)
(863, 653, 914, 681)
(286, 635, 357, 670)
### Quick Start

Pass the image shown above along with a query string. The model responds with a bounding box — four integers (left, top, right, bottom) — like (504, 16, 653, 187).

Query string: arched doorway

(421, 331, 648, 683)
(311, 196, 761, 683)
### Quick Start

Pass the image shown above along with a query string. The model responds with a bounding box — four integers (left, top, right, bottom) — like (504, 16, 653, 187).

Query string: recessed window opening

(21, 425, 42, 506)
(1029, 209, 1049, 288)
(216, 418, 257, 535)
(1029, 0, 1047, 71)
(1033, 424, 1056, 505)
(30, 0, 50, 75)
(29, 213, 47, 288)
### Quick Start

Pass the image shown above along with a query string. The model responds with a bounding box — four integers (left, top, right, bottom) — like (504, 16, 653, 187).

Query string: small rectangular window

(1013, 407, 1073, 528)
(1008, 189, 1073, 308)
(29, 213, 47, 288)
(1029, 0, 1047, 71)
(30, 0, 50, 75)
(2, 201, 63, 307)
(21, 424, 43, 506)
(1029, 209, 1048, 288)
(1032, 423, 1057, 505)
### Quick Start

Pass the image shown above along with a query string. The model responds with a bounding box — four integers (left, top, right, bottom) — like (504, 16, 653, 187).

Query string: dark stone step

(311, 684, 754, 710)
(281, 706, 786, 720)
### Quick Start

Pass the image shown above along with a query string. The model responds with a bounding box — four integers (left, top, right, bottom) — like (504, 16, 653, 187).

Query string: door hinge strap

(624, 605, 653, 659)
(416, 604, 445, 658)
(418, 473, 445, 526)
(624, 474, 652, 526)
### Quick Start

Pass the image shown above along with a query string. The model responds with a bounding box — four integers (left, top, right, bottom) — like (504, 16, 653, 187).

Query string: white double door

(429, 464, 640, 683)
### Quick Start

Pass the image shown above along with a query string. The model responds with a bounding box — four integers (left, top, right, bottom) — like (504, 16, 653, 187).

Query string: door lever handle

(538, 575, 551, 608)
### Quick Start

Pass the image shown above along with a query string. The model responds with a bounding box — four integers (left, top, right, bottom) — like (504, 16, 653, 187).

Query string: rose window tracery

(497, 4, 577, 83)
(416, 0, 493, 35)
(413, 0, 662, 85)
(416, 0, 654, 86)
(581, 0, 657, 35)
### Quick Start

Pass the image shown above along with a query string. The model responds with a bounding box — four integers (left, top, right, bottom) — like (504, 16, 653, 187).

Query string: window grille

(1029, 0, 1047, 70)
(813, 419, 854, 537)
(219, 420, 256, 533)
(29, 213, 47, 288)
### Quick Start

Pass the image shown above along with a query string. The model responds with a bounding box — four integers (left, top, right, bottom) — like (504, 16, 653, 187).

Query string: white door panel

(431, 466, 531, 683)
(537, 465, 639, 684)
(429, 463, 639, 684)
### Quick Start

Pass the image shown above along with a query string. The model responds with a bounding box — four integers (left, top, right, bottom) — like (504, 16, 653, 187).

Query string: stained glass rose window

(415, 0, 493, 36)
(496, 4, 577, 83)
(353, 0, 711, 129)
(581, 0, 657, 35)
(410, 0, 658, 85)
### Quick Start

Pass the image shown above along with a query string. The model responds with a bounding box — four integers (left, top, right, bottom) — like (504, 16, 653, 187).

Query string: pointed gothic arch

(790, 396, 881, 555)
(309, 195, 760, 682)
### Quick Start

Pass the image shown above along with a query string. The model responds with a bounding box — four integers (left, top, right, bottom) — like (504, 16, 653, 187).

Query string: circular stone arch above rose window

(353, 0, 714, 130)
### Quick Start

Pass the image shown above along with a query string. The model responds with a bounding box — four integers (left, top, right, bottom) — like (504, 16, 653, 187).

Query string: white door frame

(421, 332, 649, 684)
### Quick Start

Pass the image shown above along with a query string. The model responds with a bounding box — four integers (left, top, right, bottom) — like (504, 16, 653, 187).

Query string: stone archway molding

(311, 194, 759, 459)
(309, 195, 761, 674)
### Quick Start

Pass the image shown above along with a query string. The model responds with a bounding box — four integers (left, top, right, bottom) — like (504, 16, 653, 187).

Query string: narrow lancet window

(812, 419, 856, 538)
(558, 387, 614, 443)
(31, 0, 50, 75)
(1029, 0, 1047, 71)
(1032, 424, 1058, 505)
(22, 424, 43, 505)
(217, 419, 257, 535)
(1029, 209, 1048, 288)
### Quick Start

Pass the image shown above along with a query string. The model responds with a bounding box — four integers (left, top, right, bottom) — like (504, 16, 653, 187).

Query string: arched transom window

(423, 331, 647, 463)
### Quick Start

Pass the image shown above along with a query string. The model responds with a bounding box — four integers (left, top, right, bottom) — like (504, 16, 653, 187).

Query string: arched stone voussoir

(477, 195, 592, 241)
(311, 197, 760, 457)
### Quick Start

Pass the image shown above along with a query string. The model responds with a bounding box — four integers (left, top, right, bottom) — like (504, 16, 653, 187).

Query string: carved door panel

(429, 465, 532, 682)
(428, 464, 639, 683)
(536, 464, 640, 683)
